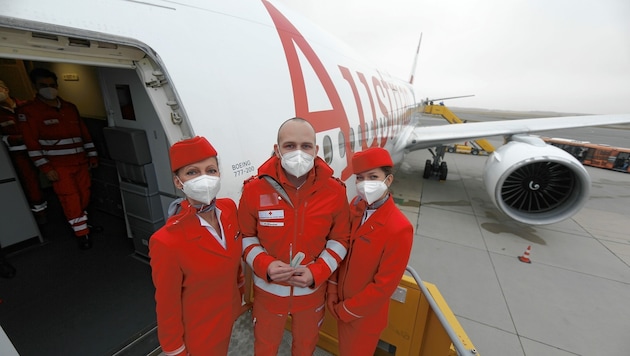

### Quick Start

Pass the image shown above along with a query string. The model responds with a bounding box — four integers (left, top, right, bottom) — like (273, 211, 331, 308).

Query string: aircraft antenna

(409, 33, 422, 85)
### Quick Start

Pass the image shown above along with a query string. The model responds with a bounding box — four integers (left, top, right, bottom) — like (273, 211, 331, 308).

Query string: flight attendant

(149, 136, 244, 356)
(327, 147, 414, 355)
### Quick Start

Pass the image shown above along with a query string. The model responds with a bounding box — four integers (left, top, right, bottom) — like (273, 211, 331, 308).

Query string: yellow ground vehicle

(447, 143, 484, 155)
(421, 104, 494, 180)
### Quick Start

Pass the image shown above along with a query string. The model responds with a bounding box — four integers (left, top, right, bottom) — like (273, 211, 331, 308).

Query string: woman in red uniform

(149, 136, 244, 356)
(327, 147, 414, 355)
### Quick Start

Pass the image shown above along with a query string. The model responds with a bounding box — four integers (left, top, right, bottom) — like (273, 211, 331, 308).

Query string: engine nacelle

(483, 135, 591, 225)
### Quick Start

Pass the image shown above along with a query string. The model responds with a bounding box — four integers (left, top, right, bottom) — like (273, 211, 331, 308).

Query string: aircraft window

(357, 125, 363, 147)
(349, 127, 355, 152)
(371, 122, 376, 141)
(116, 85, 136, 121)
(338, 130, 346, 158)
(323, 135, 333, 164)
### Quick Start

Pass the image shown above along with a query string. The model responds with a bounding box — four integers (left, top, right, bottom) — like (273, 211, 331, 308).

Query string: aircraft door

(98, 67, 176, 257)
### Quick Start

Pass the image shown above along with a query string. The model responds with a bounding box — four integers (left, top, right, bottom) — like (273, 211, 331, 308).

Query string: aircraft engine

(483, 135, 591, 225)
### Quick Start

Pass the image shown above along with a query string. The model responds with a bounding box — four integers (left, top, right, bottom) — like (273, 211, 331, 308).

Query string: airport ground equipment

(421, 104, 495, 180)
(284, 266, 479, 356)
(543, 137, 630, 173)
(447, 143, 487, 156)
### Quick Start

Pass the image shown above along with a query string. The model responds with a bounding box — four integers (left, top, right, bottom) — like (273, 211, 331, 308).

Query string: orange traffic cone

(518, 245, 532, 263)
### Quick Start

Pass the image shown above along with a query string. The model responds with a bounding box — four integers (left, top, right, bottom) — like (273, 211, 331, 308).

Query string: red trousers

(10, 150, 44, 207)
(252, 301, 325, 356)
(337, 318, 381, 356)
(51, 164, 91, 237)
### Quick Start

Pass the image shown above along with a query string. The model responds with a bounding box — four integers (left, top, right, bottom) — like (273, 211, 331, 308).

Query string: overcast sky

(276, 0, 630, 115)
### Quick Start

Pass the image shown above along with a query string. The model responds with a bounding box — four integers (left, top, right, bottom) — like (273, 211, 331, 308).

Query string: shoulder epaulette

(333, 177, 346, 188)
(242, 175, 259, 185)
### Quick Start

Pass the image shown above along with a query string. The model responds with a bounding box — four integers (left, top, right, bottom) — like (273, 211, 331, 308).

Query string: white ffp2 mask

(280, 150, 315, 178)
(38, 87, 58, 100)
(356, 177, 389, 205)
(179, 175, 221, 205)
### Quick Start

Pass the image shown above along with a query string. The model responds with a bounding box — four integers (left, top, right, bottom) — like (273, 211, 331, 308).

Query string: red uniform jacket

(149, 199, 243, 356)
(18, 97, 97, 172)
(0, 98, 28, 151)
(239, 155, 350, 313)
(332, 195, 413, 333)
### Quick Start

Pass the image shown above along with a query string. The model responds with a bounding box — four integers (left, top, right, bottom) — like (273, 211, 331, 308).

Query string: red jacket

(0, 98, 28, 151)
(149, 199, 243, 355)
(332, 195, 413, 333)
(18, 97, 97, 172)
(239, 155, 350, 313)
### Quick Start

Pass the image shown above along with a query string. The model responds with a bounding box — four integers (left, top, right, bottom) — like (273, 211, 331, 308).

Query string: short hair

(277, 117, 315, 144)
(29, 68, 57, 85)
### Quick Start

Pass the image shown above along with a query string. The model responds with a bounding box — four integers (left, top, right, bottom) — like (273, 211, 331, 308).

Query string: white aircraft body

(2, 0, 630, 226)
(1, 0, 630, 352)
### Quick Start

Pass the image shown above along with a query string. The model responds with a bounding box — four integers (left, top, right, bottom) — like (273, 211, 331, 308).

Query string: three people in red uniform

(239, 118, 350, 355)
(328, 147, 414, 355)
(19, 68, 98, 249)
(150, 136, 245, 356)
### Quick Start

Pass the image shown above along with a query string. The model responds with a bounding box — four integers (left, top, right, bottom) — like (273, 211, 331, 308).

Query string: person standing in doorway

(0, 79, 47, 224)
(327, 147, 413, 355)
(19, 68, 98, 250)
(239, 117, 350, 356)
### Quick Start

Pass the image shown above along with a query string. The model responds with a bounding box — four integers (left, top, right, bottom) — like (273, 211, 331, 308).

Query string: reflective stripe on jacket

(19, 97, 97, 172)
(239, 155, 350, 313)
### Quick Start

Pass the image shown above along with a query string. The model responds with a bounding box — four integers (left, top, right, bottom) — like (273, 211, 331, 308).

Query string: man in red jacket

(239, 117, 350, 356)
(19, 68, 98, 250)
(0, 80, 47, 223)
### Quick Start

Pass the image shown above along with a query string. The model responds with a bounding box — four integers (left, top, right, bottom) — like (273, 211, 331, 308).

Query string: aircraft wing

(404, 114, 630, 151)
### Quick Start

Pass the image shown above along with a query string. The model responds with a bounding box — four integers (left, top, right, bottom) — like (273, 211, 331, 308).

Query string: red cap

(352, 147, 393, 174)
(169, 136, 217, 172)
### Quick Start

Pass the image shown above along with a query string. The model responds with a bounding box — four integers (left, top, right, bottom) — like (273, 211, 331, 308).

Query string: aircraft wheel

(423, 159, 432, 179)
(439, 162, 448, 180)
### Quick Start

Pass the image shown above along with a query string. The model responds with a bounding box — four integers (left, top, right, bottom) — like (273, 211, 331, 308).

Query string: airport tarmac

(394, 127, 630, 355)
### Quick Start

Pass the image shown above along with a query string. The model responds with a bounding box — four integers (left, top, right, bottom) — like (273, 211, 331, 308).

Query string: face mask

(0, 92, 7, 102)
(38, 87, 58, 100)
(356, 176, 390, 205)
(179, 175, 221, 205)
(280, 150, 314, 178)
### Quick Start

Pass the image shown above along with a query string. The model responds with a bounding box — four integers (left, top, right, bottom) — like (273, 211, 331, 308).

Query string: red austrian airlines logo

(263, 1, 411, 180)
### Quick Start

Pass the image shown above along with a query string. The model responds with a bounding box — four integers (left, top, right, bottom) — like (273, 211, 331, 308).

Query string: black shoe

(0, 261, 16, 279)
(77, 235, 93, 250)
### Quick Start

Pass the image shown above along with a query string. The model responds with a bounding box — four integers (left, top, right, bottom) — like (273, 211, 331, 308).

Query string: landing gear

(423, 160, 432, 179)
(439, 162, 448, 180)
(422, 146, 448, 181)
